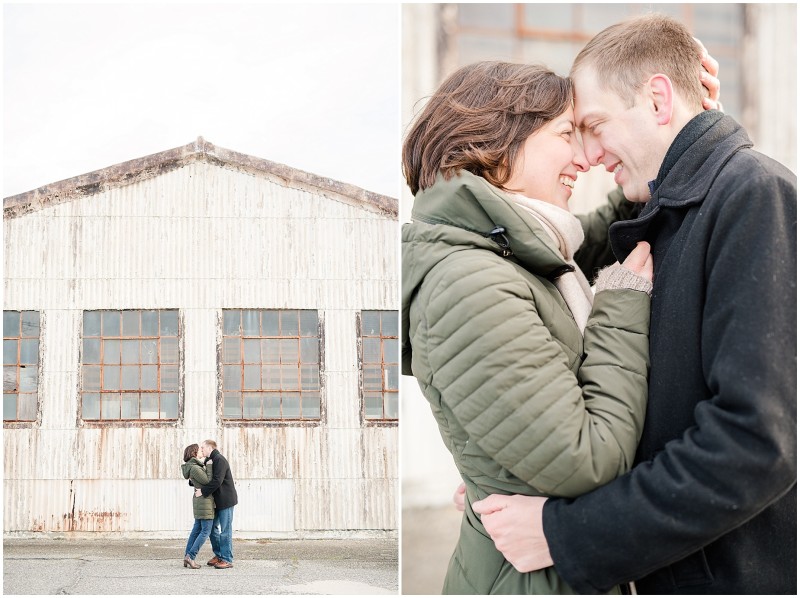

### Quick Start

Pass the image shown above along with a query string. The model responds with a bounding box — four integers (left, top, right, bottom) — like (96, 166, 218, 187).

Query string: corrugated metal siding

(3, 162, 398, 535)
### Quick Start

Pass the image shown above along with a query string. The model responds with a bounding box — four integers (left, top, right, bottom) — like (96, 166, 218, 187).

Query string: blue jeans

(209, 506, 234, 563)
(184, 518, 213, 560)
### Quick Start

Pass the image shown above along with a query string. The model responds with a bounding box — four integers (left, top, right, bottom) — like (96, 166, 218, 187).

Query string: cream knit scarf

(510, 194, 594, 334)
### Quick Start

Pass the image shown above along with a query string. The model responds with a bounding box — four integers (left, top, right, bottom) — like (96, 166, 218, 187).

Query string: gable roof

(3, 137, 398, 219)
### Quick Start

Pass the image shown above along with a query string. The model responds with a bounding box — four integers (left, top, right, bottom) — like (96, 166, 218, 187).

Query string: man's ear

(647, 74, 674, 125)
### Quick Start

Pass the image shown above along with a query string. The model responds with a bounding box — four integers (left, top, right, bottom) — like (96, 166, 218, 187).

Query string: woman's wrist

(594, 263, 653, 296)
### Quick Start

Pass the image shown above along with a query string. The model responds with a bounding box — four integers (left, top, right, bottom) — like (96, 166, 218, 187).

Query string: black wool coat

(544, 112, 797, 594)
(200, 449, 239, 511)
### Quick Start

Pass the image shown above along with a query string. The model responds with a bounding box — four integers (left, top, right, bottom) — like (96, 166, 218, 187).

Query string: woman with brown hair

(401, 59, 717, 594)
(181, 443, 215, 569)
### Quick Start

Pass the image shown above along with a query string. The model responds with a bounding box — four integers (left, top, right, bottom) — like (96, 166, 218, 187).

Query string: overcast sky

(3, 4, 400, 198)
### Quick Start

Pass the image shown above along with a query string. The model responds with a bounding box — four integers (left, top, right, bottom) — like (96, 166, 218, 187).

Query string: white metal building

(3, 138, 399, 537)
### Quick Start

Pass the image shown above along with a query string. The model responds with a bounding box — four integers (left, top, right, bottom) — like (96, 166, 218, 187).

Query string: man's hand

(472, 494, 553, 573)
(194, 489, 202, 498)
(453, 482, 466, 512)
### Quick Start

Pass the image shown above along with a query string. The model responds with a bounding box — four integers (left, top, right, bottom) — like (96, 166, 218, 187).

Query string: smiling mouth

(559, 176, 575, 189)
(613, 163, 623, 175)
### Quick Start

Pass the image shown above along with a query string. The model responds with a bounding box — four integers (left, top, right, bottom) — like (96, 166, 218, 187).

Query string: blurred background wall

(400, 4, 796, 593)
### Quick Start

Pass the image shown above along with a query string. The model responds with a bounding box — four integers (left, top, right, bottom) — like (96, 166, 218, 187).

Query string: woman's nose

(572, 143, 590, 173)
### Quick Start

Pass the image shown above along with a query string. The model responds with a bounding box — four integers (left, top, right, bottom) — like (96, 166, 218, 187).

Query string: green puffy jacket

(181, 458, 215, 520)
(402, 172, 650, 594)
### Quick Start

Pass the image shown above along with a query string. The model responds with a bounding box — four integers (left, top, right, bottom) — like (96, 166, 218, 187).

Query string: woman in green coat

(181, 443, 215, 569)
(401, 62, 654, 594)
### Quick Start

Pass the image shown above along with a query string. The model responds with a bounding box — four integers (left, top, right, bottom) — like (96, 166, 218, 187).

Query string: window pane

(223, 338, 240, 363)
(299, 310, 318, 336)
(223, 310, 240, 335)
(263, 393, 281, 418)
(281, 364, 299, 389)
(83, 311, 101, 337)
(141, 339, 158, 364)
(121, 366, 139, 390)
(385, 364, 399, 391)
(381, 311, 398, 337)
(122, 311, 139, 336)
(104, 339, 121, 364)
(302, 392, 320, 419)
(262, 339, 280, 363)
(161, 337, 178, 364)
(161, 392, 178, 419)
(385, 392, 398, 419)
(243, 365, 260, 390)
(362, 338, 381, 364)
(102, 311, 120, 336)
(364, 393, 383, 419)
(121, 393, 139, 419)
(3, 340, 18, 365)
(121, 340, 139, 364)
(21, 312, 40, 338)
(243, 392, 261, 418)
(141, 393, 159, 419)
(243, 339, 260, 363)
(282, 392, 300, 418)
(18, 393, 37, 420)
(223, 392, 242, 419)
(161, 365, 179, 392)
(3, 366, 16, 391)
(301, 364, 319, 391)
(141, 310, 158, 336)
(83, 339, 101, 363)
(242, 310, 259, 336)
(160, 310, 178, 336)
(363, 365, 382, 392)
(19, 366, 37, 392)
(3, 393, 17, 420)
(280, 310, 299, 336)
(384, 339, 399, 364)
(300, 338, 318, 363)
(361, 311, 380, 336)
(223, 365, 241, 391)
(262, 366, 281, 390)
(19, 339, 38, 364)
(141, 365, 157, 390)
(262, 311, 279, 336)
(83, 366, 101, 391)
(280, 339, 298, 364)
(3, 311, 19, 337)
(103, 366, 120, 390)
(82, 393, 100, 419)
(102, 393, 121, 419)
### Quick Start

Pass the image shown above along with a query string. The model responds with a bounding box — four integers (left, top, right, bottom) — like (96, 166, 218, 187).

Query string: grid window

(222, 309, 321, 421)
(81, 310, 180, 421)
(3, 310, 40, 422)
(361, 310, 399, 421)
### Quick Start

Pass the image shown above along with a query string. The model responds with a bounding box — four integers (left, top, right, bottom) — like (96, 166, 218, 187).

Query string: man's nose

(582, 136, 604, 167)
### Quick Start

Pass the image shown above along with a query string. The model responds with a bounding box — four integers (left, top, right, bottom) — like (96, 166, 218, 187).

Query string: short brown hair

(571, 14, 704, 110)
(202, 439, 217, 450)
(183, 444, 199, 462)
(402, 61, 572, 195)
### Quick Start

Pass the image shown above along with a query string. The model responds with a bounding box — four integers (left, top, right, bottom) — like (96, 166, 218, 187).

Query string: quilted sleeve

(423, 252, 649, 497)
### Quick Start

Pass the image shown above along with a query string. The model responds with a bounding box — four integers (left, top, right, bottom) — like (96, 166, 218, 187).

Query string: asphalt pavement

(3, 537, 398, 595)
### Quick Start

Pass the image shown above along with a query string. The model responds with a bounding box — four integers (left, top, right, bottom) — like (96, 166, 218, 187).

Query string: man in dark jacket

(195, 439, 238, 569)
(473, 14, 796, 594)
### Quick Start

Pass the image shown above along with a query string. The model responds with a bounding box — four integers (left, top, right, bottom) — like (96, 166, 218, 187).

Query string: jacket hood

(181, 458, 204, 479)
(401, 171, 568, 374)
(610, 113, 752, 260)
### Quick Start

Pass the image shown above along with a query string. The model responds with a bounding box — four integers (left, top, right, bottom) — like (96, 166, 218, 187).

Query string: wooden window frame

(219, 309, 324, 427)
(78, 309, 184, 428)
(3, 310, 41, 428)
(359, 310, 399, 426)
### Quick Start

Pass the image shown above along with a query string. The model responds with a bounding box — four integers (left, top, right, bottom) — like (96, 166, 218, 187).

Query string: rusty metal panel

(294, 479, 396, 530)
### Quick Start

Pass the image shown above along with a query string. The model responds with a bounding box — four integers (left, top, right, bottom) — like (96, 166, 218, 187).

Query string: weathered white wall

(3, 161, 398, 536)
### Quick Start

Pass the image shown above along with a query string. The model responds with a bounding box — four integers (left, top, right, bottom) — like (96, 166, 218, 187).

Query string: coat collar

(610, 113, 752, 260)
